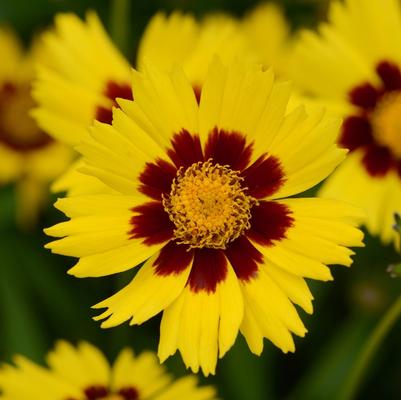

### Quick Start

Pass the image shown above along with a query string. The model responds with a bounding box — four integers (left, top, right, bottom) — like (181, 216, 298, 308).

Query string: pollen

(163, 160, 257, 249)
(371, 91, 401, 158)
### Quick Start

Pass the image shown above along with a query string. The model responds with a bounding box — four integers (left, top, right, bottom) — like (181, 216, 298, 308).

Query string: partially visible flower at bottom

(0, 341, 217, 400)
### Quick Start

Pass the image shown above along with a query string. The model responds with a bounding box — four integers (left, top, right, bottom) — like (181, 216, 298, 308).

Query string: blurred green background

(0, 1, 400, 399)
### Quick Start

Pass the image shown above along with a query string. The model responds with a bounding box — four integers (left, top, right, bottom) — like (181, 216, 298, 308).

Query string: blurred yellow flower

(241, 2, 290, 74)
(137, 12, 255, 96)
(45, 59, 364, 375)
(0, 27, 72, 226)
(289, 0, 401, 244)
(33, 13, 131, 147)
(0, 341, 216, 400)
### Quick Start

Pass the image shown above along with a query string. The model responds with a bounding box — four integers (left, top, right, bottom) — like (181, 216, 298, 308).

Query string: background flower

(0, 341, 217, 399)
(288, 0, 401, 245)
(0, 27, 73, 227)
(241, 2, 290, 74)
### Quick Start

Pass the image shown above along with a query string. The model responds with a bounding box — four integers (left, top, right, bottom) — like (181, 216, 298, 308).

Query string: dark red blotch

(84, 385, 109, 399)
(242, 154, 285, 198)
(188, 248, 228, 293)
(247, 201, 294, 246)
(224, 236, 263, 282)
(204, 127, 253, 171)
(129, 202, 174, 245)
(154, 241, 193, 276)
(96, 80, 133, 124)
(118, 387, 140, 400)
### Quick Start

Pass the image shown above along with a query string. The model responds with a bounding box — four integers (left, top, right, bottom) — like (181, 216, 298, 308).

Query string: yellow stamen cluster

(371, 91, 401, 158)
(163, 160, 256, 249)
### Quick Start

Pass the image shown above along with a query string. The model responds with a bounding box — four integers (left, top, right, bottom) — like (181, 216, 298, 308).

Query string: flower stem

(340, 292, 401, 399)
(109, 0, 131, 55)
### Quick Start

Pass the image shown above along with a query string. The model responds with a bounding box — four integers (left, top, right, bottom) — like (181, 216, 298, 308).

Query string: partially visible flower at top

(241, 2, 290, 74)
(137, 12, 255, 98)
(32, 11, 255, 196)
(45, 59, 364, 375)
(0, 27, 73, 227)
(0, 340, 216, 400)
(288, 0, 401, 244)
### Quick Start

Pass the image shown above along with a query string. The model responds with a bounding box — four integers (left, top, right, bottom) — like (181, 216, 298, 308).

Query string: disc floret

(163, 160, 256, 249)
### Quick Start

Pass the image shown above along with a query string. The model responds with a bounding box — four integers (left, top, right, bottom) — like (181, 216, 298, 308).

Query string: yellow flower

(0, 27, 72, 226)
(0, 341, 216, 400)
(33, 12, 131, 147)
(32, 11, 256, 196)
(288, 0, 401, 244)
(137, 12, 254, 94)
(32, 12, 132, 196)
(45, 59, 364, 375)
(241, 2, 290, 74)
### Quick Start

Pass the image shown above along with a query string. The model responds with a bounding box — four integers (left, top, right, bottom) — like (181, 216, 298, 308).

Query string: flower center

(65, 385, 139, 400)
(371, 91, 401, 158)
(0, 82, 51, 151)
(163, 160, 256, 249)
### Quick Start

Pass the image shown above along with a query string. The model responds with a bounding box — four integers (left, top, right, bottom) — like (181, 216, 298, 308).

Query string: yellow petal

(93, 252, 192, 327)
(66, 241, 163, 278)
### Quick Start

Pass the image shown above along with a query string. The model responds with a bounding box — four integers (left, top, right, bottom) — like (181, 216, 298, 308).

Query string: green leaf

(218, 336, 275, 400)
(288, 314, 375, 400)
(0, 235, 47, 362)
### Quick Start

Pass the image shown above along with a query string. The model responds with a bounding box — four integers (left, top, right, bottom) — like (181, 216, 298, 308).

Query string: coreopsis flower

(289, 0, 401, 244)
(0, 27, 72, 226)
(33, 12, 131, 146)
(241, 2, 290, 74)
(45, 59, 364, 375)
(137, 13, 253, 99)
(0, 341, 216, 400)
(32, 12, 132, 196)
(32, 11, 254, 195)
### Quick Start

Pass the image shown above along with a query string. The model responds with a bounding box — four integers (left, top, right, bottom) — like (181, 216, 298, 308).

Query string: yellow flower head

(33, 12, 132, 147)
(241, 2, 290, 73)
(45, 59, 364, 375)
(137, 12, 255, 92)
(288, 0, 401, 244)
(0, 341, 216, 400)
(0, 27, 72, 226)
